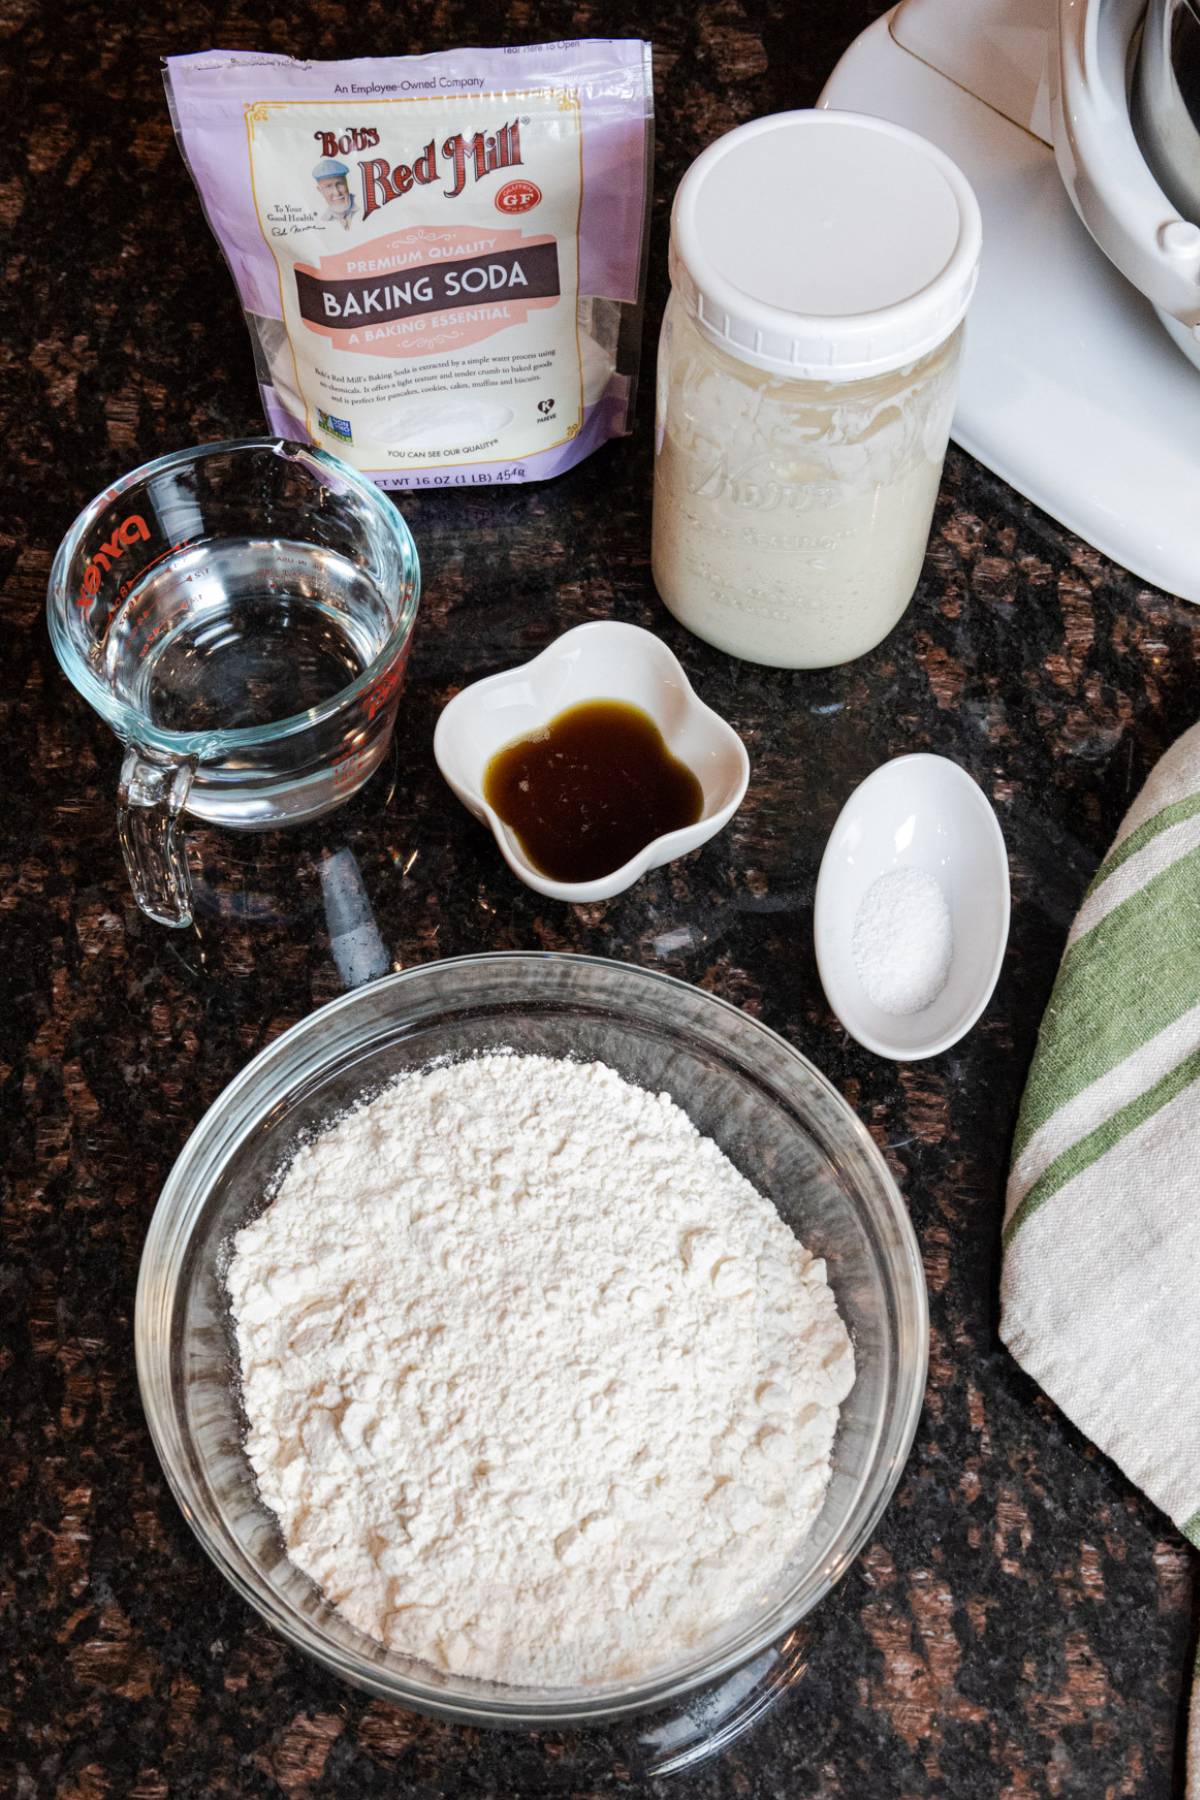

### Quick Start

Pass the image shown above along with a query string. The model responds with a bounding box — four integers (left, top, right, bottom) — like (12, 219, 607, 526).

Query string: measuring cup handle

(117, 745, 196, 928)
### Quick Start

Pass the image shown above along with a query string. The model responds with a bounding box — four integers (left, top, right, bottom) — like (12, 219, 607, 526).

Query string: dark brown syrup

(483, 700, 704, 883)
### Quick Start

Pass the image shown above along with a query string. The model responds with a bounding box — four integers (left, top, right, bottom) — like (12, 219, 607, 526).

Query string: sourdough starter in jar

(652, 111, 981, 670)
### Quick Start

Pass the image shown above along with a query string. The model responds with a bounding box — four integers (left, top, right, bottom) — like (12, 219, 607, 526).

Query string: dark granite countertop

(4, 0, 1198, 1794)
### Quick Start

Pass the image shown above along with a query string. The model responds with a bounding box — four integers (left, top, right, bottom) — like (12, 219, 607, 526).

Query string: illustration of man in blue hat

(312, 156, 358, 230)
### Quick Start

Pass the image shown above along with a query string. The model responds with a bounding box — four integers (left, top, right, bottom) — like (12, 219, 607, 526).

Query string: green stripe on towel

(1085, 792, 1200, 899)
(1004, 1044, 1200, 1248)
(1012, 848, 1200, 1161)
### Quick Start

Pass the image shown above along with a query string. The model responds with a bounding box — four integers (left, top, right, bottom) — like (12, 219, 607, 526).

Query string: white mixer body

(821, 0, 1200, 602)
(1054, 0, 1200, 366)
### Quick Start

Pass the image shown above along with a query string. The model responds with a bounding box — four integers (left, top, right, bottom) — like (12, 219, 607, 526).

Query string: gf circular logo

(495, 179, 542, 216)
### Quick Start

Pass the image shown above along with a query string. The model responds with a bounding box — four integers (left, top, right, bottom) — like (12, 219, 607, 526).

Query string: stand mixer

(821, 0, 1200, 602)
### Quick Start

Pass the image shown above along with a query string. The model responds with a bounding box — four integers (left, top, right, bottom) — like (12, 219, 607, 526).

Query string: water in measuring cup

(102, 538, 390, 734)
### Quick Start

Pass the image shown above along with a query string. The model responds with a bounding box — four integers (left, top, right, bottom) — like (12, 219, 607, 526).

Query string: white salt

(852, 866, 953, 1016)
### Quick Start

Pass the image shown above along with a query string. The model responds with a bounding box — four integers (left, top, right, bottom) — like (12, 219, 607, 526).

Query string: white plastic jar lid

(668, 109, 983, 381)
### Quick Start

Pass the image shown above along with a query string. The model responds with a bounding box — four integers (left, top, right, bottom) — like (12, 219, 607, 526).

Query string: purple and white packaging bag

(164, 43, 653, 488)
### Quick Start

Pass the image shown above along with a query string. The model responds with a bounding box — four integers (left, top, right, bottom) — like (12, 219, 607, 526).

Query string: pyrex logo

(75, 513, 150, 608)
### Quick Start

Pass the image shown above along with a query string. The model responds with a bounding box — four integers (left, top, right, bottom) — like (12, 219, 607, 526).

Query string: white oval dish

(814, 754, 1009, 1061)
(433, 621, 751, 902)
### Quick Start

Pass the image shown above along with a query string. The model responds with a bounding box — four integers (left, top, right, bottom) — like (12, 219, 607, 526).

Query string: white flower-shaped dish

(433, 621, 751, 902)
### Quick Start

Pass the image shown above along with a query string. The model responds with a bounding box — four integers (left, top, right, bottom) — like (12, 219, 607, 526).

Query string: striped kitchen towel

(1002, 719, 1200, 1795)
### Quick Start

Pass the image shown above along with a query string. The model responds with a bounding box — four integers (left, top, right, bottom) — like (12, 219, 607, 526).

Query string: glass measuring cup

(47, 438, 420, 929)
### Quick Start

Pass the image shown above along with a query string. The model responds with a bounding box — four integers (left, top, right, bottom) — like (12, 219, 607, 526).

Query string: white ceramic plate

(814, 754, 1010, 1060)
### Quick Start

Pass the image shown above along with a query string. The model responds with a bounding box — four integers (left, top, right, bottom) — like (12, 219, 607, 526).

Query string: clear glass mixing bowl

(135, 953, 927, 1726)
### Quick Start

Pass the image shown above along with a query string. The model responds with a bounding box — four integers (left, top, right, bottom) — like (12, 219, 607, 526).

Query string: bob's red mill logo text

(313, 122, 524, 218)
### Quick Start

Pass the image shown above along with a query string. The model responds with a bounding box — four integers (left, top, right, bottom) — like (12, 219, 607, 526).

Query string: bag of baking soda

(163, 42, 653, 488)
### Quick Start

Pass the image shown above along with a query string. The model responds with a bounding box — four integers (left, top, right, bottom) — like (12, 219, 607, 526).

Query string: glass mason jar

(651, 111, 981, 670)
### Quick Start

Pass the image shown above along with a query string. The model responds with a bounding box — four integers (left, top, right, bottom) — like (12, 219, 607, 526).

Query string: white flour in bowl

(226, 1052, 854, 1687)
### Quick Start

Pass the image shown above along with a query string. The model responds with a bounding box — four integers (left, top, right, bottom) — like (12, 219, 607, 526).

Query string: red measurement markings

(363, 663, 401, 721)
(117, 539, 187, 597)
(331, 747, 372, 790)
(362, 643, 411, 720)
